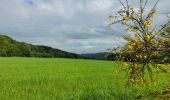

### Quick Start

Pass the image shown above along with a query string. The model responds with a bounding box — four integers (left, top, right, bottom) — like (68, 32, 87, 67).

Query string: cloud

(0, 0, 169, 53)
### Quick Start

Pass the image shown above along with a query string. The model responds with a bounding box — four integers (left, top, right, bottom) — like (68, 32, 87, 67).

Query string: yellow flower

(154, 41, 159, 47)
(130, 7, 135, 13)
(144, 20, 150, 28)
(123, 16, 130, 22)
(127, 45, 133, 50)
(159, 38, 169, 43)
(152, 51, 158, 56)
(129, 27, 135, 32)
(145, 34, 151, 41)
(135, 39, 142, 46)
(149, 10, 156, 17)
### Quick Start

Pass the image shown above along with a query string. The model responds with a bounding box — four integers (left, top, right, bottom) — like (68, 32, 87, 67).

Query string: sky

(0, 0, 169, 54)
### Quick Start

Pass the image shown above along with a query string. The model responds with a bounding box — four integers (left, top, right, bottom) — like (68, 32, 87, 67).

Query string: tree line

(0, 34, 82, 59)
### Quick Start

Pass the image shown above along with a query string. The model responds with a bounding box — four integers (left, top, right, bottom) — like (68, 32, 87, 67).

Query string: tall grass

(0, 57, 169, 100)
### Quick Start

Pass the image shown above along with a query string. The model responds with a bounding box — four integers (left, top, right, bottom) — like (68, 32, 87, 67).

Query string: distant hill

(81, 52, 108, 59)
(81, 52, 116, 60)
(0, 34, 83, 58)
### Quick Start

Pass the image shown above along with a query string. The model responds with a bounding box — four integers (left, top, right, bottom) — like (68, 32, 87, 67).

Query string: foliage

(0, 34, 82, 59)
(109, 0, 170, 86)
(161, 26, 170, 63)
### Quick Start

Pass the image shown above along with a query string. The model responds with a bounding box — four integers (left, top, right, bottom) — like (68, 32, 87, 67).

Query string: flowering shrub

(109, 0, 170, 86)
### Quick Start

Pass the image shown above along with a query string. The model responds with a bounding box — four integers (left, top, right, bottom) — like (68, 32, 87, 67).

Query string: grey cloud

(0, 0, 169, 53)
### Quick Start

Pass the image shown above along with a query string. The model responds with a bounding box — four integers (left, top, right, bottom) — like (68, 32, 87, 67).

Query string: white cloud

(86, 0, 113, 12)
(0, 0, 169, 53)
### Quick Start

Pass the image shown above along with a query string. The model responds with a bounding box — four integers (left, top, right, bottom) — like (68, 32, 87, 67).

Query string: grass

(0, 57, 170, 100)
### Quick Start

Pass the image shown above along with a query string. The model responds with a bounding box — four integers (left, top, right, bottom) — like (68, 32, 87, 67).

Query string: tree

(109, 0, 170, 86)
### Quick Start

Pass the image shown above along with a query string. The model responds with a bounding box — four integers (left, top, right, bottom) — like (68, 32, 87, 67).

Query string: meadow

(0, 57, 170, 100)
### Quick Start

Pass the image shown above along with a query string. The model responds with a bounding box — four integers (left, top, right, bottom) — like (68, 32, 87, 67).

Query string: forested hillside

(0, 34, 81, 58)
(81, 52, 116, 60)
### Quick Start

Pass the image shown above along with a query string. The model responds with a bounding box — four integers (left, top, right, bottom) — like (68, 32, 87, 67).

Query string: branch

(125, 0, 130, 16)
(140, 0, 143, 21)
(145, 0, 159, 20)
(158, 20, 170, 33)
(143, 0, 149, 10)
(118, 0, 126, 10)
(153, 0, 160, 10)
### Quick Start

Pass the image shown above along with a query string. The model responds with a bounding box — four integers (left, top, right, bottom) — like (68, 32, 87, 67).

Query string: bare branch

(118, 0, 126, 10)
(158, 20, 170, 32)
(143, 0, 149, 10)
(140, 0, 144, 22)
(145, 0, 159, 20)
(152, 0, 160, 10)
(125, 0, 129, 9)
(125, 0, 130, 16)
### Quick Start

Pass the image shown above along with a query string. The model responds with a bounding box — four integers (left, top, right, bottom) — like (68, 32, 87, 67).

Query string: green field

(0, 57, 170, 100)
